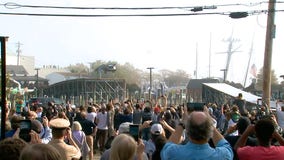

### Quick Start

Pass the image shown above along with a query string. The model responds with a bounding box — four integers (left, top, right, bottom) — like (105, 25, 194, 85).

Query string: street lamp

(147, 67, 154, 100)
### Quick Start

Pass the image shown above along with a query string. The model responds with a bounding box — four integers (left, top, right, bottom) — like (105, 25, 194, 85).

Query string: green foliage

(0, 73, 12, 100)
(160, 69, 190, 87)
(67, 63, 89, 73)
(256, 67, 279, 90)
(89, 60, 144, 85)
(65, 60, 191, 96)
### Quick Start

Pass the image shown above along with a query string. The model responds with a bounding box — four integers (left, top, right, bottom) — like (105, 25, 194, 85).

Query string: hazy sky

(1, 0, 284, 86)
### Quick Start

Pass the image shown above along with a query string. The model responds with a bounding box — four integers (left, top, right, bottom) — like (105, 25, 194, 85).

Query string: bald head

(190, 112, 207, 125)
(187, 111, 213, 142)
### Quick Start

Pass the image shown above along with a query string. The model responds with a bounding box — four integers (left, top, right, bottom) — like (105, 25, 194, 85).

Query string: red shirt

(237, 146, 284, 160)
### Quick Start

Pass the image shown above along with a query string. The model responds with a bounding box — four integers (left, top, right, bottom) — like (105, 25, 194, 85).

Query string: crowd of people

(1, 93, 284, 160)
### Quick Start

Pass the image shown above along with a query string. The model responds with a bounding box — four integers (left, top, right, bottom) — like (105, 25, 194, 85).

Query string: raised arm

(273, 130, 284, 146)
(168, 123, 184, 144)
(234, 125, 254, 150)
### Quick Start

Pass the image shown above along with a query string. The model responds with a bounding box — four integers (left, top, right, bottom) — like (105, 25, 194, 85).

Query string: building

(7, 52, 35, 76)
(186, 78, 220, 102)
(6, 65, 49, 97)
(46, 72, 89, 85)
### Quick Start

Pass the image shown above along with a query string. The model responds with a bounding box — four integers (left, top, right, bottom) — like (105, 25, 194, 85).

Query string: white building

(6, 51, 68, 81)
(7, 52, 35, 76)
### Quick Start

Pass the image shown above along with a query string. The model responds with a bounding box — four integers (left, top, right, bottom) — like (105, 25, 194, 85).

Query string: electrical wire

(0, 2, 215, 10)
(0, 9, 283, 18)
(0, 11, 226, 17)
(1, 1, 283, 10)
(0, 1, 283, 18)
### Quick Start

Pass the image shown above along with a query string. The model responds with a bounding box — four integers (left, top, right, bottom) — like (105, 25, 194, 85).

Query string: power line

(1, 1, 284, 10)
(0, 1, 283, 18)
(0, 11, 225, 17)
(0, 2, 203, 10)
(0, 9, 283, 18)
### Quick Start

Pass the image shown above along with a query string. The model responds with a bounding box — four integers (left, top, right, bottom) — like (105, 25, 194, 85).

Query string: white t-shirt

(96, 112, 108, 130)
(228, 119, 238, 136)
(87, 112, 97, 123)
(277, 104, 284, 129)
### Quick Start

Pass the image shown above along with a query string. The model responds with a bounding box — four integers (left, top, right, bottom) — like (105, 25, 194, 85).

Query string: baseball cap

(151, 123, 163, 135)
(154, 107, 160, 113)
(49, 118, 70, 129)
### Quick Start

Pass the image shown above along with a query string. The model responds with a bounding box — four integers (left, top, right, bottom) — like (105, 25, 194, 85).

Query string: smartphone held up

(129, 124, 140, 142)
(19, 119, 32, 142)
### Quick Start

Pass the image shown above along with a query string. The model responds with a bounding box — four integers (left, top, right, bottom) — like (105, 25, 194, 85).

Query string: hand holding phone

(129, 124, 140, 141)
(19, 120, 32, 142)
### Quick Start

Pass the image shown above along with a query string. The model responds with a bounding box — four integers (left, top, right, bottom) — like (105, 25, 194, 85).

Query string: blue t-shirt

(161, 139, 233, 160)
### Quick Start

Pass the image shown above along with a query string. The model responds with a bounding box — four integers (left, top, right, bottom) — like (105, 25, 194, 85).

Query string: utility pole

(223, 36, 241, 81)
(16, 41, 23, 66)
(195, 43, 198, 79)
(209, 33, 212, 78)
(220, 69, 227, 82)
(88, 62, 93, 77)
(1, 36, 8, 140)
(216, 31, 241, 81)
(147, 67, 154, 100)
(244, 39, 254, 87)
(262, 0, 276, 111)
(35, 68, 40, 97)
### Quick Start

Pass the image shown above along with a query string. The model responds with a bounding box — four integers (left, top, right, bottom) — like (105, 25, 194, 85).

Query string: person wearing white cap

(142, 123, 165, 159)
(150, 123, 164, 136)
(48, 118, 81, 160)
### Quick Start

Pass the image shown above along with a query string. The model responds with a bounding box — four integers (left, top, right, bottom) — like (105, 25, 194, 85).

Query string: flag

(250, 64, 257, 77)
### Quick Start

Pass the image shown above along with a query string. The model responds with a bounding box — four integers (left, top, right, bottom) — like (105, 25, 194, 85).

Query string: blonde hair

(72, 121, 82, 131)
(110, 134, 137, 160)
(20, 143, 62, 160)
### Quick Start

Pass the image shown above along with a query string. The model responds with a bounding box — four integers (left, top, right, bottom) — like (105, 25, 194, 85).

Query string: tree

(255, 67, 279, 90)
(161, 69, 190, 87)
(65, 61, 191, 100)
(66, 63, 89, 73)
(0, 60, 11, 100)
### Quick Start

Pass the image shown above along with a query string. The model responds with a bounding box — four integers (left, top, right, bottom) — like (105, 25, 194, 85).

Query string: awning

(203, 83, 261, 104)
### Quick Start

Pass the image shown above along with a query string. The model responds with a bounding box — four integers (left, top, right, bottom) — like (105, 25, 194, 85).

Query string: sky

(1, 0, 284, 87)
